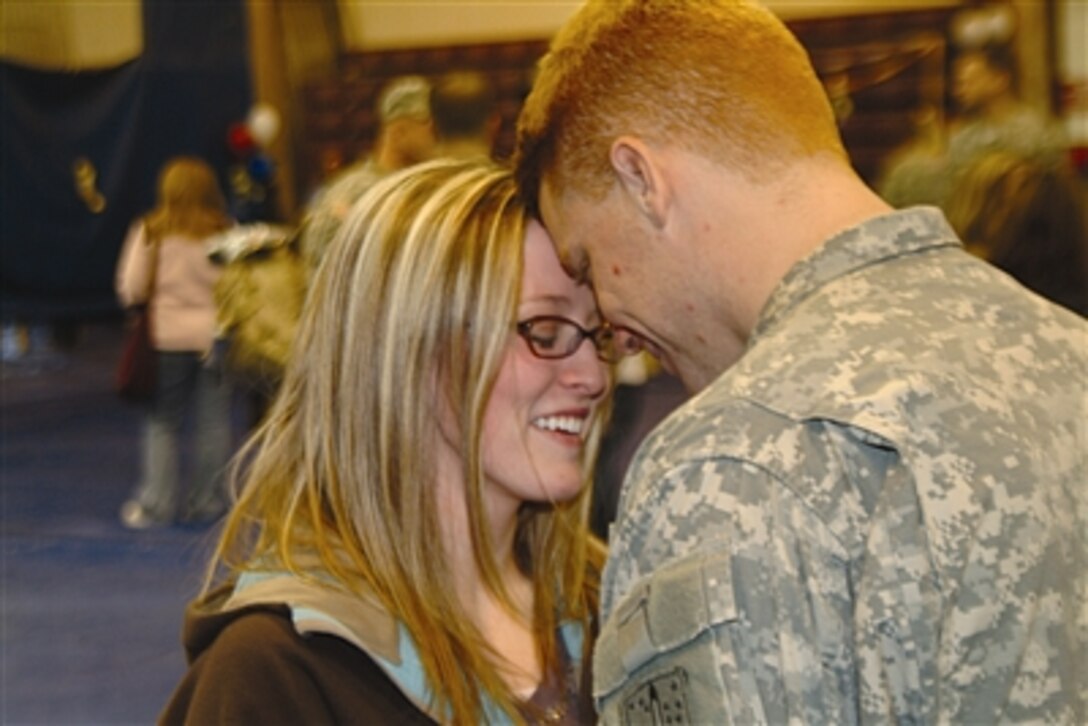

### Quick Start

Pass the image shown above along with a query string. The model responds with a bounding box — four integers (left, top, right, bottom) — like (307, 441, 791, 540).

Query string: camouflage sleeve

(595, 423, 1085, 724)
(594, 458, 860, 725)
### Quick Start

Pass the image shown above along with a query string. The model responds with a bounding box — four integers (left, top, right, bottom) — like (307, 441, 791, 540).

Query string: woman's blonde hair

(144, 156, 230, 240)
(210, 158, 607, 723)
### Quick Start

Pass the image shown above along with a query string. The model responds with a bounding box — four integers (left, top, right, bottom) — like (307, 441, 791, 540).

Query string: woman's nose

(562, 337, 610, 399)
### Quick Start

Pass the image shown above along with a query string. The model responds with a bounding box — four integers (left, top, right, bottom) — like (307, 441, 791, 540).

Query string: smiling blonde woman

(161, 158, 633, 725)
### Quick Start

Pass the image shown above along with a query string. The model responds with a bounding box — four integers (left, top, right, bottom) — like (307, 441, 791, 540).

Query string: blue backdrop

(1, 0, 253, 320)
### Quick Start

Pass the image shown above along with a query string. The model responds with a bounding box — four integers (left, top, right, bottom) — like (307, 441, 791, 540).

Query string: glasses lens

(522, 318, 578, 358)
(519, 317, 643, 362)
(592, 326, 619, 363)
(613, 327, 645, 357)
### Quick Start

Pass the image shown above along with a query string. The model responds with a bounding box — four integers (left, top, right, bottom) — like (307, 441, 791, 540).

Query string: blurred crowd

(878, 42, 1086, 315)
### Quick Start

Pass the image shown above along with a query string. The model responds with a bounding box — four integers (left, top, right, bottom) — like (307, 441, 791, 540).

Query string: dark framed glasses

(516, 315, 644, 364)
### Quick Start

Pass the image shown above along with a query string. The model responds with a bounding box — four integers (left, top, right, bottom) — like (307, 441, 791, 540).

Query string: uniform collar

(753, 207, 961, 343)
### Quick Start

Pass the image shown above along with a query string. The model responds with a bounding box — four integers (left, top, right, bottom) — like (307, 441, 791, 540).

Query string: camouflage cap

(377, 76, 432, 123)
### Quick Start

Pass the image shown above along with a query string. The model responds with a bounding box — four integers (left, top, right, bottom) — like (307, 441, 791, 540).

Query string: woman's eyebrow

(522, 294, 572, 306)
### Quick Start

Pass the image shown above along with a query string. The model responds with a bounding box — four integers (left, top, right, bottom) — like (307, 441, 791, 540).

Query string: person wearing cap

(300, 75, 437, 273)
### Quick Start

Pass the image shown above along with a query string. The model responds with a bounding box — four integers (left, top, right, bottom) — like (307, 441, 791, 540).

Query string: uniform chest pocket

(594, 548, 738, 725)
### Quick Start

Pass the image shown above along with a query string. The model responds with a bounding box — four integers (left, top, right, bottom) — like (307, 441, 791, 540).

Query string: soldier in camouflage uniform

(514, 1, 1086, 723)
(300, 76, 435, 274)
(879, 44, 1069, 212)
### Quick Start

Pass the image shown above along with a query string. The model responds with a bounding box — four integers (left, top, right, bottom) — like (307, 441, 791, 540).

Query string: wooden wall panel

(297, 8, 958, 192)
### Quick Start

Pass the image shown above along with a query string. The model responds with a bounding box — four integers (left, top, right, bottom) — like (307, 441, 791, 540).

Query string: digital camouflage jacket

(595, 207, 1086, 725)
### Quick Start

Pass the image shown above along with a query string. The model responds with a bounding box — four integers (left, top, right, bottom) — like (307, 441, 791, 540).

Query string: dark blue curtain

(0, 0, 252, 320)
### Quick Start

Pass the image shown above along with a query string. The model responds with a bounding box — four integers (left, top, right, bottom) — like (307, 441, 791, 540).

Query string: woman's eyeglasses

(516, 315, 644, 364)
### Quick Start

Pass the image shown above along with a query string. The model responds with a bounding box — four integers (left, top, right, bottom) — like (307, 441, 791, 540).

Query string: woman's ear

(610, 136, 669, 229)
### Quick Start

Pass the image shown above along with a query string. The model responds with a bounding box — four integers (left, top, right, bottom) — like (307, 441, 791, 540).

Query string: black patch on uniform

(622, 667, 691, 725)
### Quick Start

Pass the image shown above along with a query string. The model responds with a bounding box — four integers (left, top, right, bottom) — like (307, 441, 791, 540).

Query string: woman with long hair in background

(115, 156, 233, 529)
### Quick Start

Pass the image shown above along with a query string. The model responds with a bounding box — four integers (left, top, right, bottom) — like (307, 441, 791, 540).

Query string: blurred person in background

(114, 157, 233, 529)
(946, 150, 1088, 315)
(945, 44, 1067, 169)
(161, 159, 630, 724)
(300, 75, 436, 272)
(880, 43, 1068, 210)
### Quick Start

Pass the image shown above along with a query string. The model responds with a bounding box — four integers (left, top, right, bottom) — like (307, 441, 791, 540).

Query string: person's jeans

(133, 351, 232, 522)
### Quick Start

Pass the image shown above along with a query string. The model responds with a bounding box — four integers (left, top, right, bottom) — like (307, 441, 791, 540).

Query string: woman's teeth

(532, 416, 584, 435)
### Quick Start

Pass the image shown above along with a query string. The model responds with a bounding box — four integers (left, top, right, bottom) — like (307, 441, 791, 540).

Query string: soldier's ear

(610, 136, 669, 230)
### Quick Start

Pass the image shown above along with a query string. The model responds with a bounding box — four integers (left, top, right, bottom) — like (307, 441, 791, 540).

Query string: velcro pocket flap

(594, 547, 737, 700)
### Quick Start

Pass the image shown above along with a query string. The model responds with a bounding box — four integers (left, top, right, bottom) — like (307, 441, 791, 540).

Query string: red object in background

(227, 122, 255, 157)
(1069, 146, 1088, 174)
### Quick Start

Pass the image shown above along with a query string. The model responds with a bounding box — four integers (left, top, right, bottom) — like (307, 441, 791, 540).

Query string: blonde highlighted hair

(515, 0, 846, 210)
(210, 158, 607, 723)
(144, 156, 230, 240)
